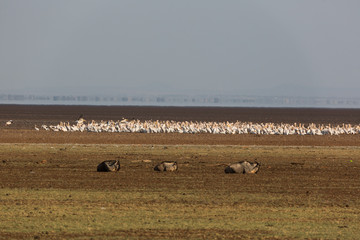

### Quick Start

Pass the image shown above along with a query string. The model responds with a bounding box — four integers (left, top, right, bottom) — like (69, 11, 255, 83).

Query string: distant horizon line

(1, 92, 359, 98)
(0, 93, 359, 109)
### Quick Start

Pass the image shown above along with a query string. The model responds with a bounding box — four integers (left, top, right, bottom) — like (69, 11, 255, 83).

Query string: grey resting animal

(224, 161, 260, 174)
(154, 161, 178, 172)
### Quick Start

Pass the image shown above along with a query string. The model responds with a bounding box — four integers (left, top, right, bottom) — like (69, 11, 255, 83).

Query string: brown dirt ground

(0, 130, 360, 146)
(1, 142, 359, 239)
(0, 105, 359, 239)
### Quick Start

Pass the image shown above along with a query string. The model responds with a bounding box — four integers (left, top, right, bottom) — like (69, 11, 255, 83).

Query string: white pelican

(41, 125, 50, 131)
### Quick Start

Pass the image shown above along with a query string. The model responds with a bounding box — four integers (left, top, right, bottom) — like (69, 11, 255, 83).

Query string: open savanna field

(0, 105, 360, 239)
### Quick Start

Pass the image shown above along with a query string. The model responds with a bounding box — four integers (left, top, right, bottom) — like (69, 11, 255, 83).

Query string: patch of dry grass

(0, 188, 359, 239)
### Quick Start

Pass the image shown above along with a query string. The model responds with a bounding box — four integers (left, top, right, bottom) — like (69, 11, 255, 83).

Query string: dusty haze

(1, 1, 360, 103)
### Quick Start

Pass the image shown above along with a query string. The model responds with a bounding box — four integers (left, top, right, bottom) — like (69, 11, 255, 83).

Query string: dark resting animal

(97, 160, 120, 172)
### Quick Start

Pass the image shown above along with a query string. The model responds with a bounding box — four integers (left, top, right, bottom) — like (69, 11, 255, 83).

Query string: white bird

(5, 120, 13, 126)
(41, 125, 50, 131)
(76, 115, 86, 125)
(34, 125, 40, 131)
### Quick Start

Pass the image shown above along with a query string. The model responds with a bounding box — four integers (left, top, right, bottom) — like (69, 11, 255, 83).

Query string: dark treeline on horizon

(0, 93, 360, 108)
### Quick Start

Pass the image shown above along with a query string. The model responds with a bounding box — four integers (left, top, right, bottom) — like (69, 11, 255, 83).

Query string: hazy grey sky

(1, 0, 359, 97)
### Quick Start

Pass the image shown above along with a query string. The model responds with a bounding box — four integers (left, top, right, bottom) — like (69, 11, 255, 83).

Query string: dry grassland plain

(0, 105, 359, 239)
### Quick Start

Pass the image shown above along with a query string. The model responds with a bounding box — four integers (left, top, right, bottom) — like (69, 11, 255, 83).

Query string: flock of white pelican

(36, 118, 360, 135)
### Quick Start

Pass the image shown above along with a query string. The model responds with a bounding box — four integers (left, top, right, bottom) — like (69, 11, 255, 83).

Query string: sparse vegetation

(0, 143, 359, 239)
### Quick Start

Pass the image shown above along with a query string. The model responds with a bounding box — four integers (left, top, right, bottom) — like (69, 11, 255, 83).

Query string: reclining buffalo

(224, 161, 260, 174)
(154, 161, 178, 172)
(97, 160, 120, 172)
